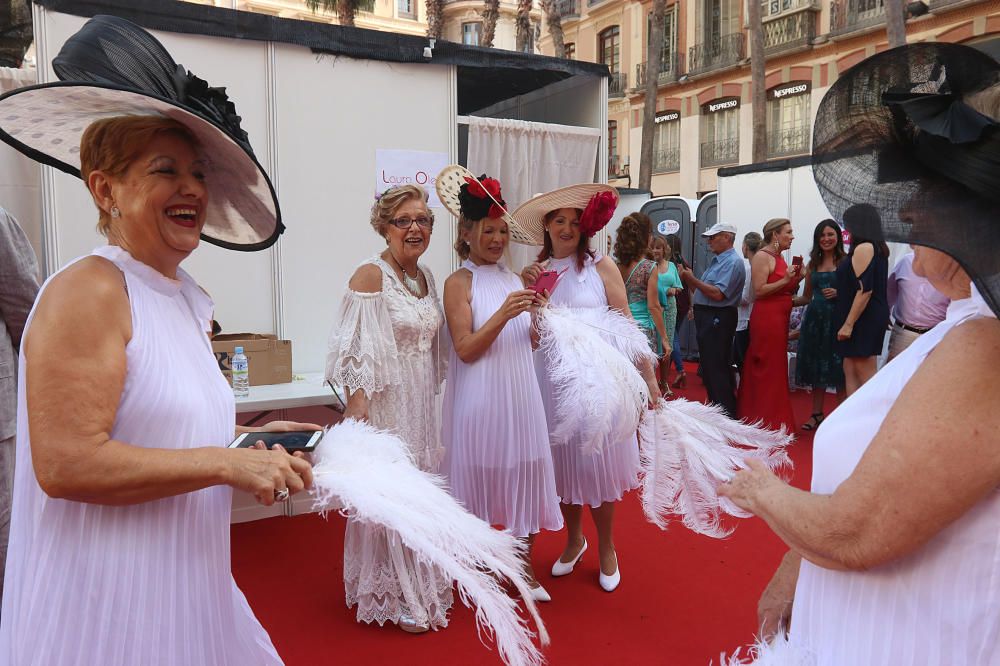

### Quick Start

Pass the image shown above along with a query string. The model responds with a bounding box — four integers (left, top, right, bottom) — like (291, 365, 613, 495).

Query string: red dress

(737, 253, 795, 431)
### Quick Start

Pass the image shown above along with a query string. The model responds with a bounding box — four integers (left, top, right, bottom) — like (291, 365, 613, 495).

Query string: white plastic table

(234, 372, 344, 425)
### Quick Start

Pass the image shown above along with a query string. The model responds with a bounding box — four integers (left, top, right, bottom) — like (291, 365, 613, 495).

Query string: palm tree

(0, 0, 32, 68)
(748, 0, 767, 162)
(426, 0, 445, 39)
(540, 0, 566, 58)
(482, 0, 501, 48)
(306, 0, 362, 28)
(515, 0, 533, 52)
(638, 0, 667, 190)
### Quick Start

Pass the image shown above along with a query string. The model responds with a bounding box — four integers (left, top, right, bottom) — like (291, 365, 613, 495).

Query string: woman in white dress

(325, 183, 452, 634)
(439, 171, 563, 601)
(719, 43, 1000, 664)
(515, 185, 661, 593)
(0, 17, 314, 665)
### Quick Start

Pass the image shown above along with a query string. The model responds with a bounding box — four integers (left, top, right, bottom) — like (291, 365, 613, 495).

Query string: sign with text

(768, 81, 811, 100)
(375, 149, 449, 208)
(704, 97, 740, 114)
(657, 219, 681, 235)
(655, 110, 680, 124)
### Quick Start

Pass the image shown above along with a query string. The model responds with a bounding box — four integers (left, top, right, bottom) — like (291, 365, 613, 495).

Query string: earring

(110, 205, 121, 219)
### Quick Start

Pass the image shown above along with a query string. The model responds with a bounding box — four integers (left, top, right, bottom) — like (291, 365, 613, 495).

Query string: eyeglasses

(389, 216, 434, 229)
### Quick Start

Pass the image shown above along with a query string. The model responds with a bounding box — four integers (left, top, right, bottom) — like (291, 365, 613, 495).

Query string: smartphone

(229, 430, 323, 453)
(530, 270, 560, 294)
(792, 255, 803, 267)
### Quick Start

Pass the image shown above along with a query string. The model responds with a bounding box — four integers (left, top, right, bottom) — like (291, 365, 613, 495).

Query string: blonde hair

(454, 215, 509, 261)
(370, 184, 432, 237)
(762, 218, 791, 243)
(79, 115, 200, 236)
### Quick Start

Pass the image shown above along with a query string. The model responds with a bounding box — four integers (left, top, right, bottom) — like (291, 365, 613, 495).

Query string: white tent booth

(20, 0, 610, 521)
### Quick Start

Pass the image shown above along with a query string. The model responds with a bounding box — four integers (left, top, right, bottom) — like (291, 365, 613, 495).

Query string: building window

(462, 22, 482, 46)
(522, 24, 535, 53)
(599, 26, 621, 73)
(653, 117, 680, 173)
(767, 82, 811, 158)
(697, 0, 740, 46)
(608, 120, 619, 167)
(565, 42, 576, 59)
(646, 7, 678, 72)
(700, 98, 740, 167)
(398, 0, 416, 18)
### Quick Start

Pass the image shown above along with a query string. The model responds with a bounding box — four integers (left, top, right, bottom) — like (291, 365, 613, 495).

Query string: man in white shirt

(886, 250, 950, 360)
(734, 232, 762, 372)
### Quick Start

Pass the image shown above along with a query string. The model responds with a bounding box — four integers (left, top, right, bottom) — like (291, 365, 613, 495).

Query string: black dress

(833, 246, 890, 358)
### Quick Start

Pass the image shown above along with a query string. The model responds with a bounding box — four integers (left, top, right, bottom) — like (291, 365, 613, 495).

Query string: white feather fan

(719, 631, 815, 665)
(310, 419, 549, 666)
(535, 306, 653, 455)
(638, 400, 793, 538)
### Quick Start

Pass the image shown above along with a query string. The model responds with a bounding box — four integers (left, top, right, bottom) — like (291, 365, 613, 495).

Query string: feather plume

(535, 306, 652, 455)
(310, 419, 548, 666)
(718, 631, 815, 665)
(639, 400, 793, 537)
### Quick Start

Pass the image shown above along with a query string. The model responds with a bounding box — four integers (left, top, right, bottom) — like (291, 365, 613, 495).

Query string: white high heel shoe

(551, 538, 587, 577)
(599, 552, 620, 592)
(529, 584, 552, 602)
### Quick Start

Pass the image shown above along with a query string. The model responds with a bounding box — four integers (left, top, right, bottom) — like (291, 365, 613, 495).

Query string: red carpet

(232, 364, 827, 665)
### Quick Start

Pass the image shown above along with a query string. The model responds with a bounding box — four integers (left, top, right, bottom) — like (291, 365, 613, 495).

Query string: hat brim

(0, 82, 282, 252)
(508, 183, 618, 246)
(811, 42, 1000, 317)
(434, 164, 536, 245)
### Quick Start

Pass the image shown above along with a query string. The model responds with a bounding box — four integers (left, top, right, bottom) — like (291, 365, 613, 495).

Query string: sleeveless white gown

(790, 286, 1000, 665)
(0, 245, 281, 665)
(441, 260, 562, 538)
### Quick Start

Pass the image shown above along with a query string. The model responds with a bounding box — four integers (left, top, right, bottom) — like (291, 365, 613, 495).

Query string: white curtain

(467, 117, 601, 271)
(0, 67, 43, 272)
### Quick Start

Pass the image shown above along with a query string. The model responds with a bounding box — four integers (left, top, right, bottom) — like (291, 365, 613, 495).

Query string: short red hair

(79, 115, 199, 235)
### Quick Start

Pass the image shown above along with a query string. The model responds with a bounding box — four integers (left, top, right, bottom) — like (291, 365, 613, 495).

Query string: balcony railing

(609, 71, 628, 98)
(700, 137, 740, 168)
(635, 52, 685, 88)
(767, 125, 811, 158)
(608, 154, 630, 179)
(763, 10, 816, 55)
(653, 146, 680, 173)
(688, 33, 745, 76)
(830, 0, 886, 35)
(557, 0, 580, 17)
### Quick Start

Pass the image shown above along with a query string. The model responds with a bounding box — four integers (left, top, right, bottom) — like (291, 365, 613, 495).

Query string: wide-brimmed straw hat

(509, 184, 618, 246)
(0, 15, 282, 251)
(812, 42, 1000, 317)
(435, 164, 536, 245)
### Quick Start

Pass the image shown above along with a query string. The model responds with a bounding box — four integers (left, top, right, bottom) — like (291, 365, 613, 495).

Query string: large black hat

(812, 42, 1000, 316)
(0, 15, 282, 251)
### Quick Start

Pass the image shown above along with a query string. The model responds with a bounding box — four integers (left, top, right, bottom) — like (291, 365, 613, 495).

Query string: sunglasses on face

(390, 216, 434, 229)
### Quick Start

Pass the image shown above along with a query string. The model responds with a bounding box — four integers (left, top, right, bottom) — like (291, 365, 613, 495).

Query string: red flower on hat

(579, 191, 618, 237)
(488, 203, 506, 219)
(481, 177, 502, 200)
(463, 176, 487, 199)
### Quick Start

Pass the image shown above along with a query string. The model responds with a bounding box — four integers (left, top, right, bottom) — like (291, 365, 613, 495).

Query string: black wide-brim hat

(0, 15, 282, 251)
(812, 42, 1000, 316)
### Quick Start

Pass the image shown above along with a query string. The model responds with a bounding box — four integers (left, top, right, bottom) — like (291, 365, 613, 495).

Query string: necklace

(387, 252, 423, 296)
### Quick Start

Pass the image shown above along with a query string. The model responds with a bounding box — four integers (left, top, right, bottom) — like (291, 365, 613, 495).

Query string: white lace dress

(325, 255, 453, 628)
(441, 260, 562, 538)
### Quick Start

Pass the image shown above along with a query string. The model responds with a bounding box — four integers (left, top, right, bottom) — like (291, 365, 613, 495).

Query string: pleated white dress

(534, 253, 640, 507)
(0, 245, 281, 665)
(789, 287, 1000, 665)
(441, 260, 562, 538)
(325, 256, 453, 628)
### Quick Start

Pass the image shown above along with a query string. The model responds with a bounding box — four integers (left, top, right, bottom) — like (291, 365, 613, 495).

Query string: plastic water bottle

(232, 346, 250, 398)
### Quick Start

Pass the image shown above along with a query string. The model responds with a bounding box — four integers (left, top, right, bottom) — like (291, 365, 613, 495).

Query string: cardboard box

(212, 333, 293, 387)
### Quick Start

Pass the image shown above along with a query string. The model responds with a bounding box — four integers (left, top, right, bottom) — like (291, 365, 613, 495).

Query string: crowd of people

(0, 14, 998, 666)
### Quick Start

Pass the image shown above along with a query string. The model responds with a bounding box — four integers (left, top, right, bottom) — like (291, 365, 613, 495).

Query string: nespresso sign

(704, 97, 740, 113)
(655, 110, 680, 124)
(768, 81, 811, 100)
